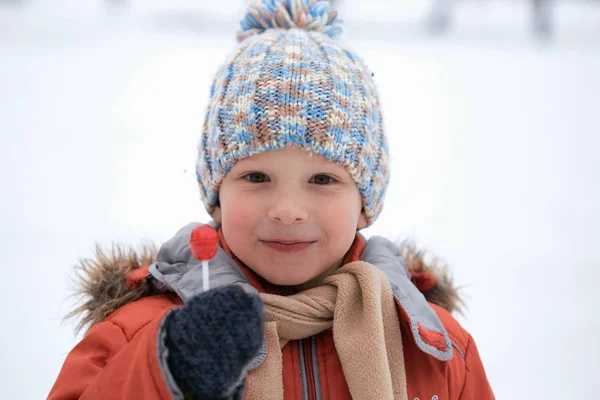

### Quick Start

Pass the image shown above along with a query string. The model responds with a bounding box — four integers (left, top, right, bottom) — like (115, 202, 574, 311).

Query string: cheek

(318, 195, 361, 238)
(220, 191, 260, 232)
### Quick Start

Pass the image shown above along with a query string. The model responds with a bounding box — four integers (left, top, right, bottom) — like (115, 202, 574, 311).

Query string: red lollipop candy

(189, 225, 218, 291)
(190, 225, 219, 261)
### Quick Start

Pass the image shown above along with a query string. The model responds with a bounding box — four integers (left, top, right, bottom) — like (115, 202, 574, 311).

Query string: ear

(212, 205, 222, 225)
(356, 211, 368, 230)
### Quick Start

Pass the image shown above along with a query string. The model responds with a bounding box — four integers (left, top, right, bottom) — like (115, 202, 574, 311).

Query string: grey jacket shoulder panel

(362, 236, 453, 361)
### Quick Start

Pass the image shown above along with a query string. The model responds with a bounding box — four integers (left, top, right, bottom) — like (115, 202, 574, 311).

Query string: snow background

(1, 0, 599, 398)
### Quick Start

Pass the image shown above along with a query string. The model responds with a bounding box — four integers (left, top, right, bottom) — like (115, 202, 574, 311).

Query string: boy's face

(213, 147, 367, 288)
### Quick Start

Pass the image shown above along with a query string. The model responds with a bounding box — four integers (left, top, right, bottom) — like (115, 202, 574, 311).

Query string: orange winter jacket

(48, 223, 494, 400)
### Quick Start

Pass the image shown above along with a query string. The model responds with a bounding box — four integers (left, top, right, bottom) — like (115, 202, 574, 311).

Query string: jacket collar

(149, 222, 453, 361)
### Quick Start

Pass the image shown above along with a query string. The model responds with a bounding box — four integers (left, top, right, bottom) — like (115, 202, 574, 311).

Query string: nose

(267, 191, 309, 225)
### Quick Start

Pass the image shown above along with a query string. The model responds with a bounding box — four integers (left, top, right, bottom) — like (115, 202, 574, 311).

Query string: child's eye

(244, 172, 270, 183)
(310, 174, 337, 185)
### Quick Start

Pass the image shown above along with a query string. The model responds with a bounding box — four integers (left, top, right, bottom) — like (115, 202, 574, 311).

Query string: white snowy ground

(1, 0, 599, 399)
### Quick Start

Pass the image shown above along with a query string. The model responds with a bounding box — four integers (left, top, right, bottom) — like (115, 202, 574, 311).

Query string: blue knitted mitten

(164, 285, 264, 399)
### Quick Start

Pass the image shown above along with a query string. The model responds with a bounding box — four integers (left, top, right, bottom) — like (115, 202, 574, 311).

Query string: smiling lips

(260, 239, 316, 253)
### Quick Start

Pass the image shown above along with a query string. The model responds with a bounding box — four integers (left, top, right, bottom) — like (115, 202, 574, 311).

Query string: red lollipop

(190, 225, 219, 260)
(189, 225, 218, 291)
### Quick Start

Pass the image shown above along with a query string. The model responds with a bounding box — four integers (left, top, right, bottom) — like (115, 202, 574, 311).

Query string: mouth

(259, 240, 317, 253)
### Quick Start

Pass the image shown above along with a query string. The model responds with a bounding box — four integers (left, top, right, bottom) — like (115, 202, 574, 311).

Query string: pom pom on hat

(237, 0, 342, 42)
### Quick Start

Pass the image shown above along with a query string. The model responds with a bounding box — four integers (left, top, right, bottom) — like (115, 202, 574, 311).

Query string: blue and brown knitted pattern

(196, 0, 389, 225)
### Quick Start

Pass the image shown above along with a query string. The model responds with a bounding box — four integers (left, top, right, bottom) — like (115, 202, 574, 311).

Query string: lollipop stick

(202, 260, 209, 291)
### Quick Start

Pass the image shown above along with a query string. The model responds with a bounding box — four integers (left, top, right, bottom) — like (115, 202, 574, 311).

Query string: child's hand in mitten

(164, 285, 264, 399)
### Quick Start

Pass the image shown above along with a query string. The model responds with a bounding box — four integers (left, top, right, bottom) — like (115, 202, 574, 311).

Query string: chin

(264, 274, 310, 287)
(256, 269, 315, 287)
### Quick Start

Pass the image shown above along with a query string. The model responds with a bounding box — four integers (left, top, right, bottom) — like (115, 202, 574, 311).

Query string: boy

(49, 1, 494, 399)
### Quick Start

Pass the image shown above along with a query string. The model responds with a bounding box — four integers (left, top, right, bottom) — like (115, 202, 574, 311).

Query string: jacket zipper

(298, 337, 320, 400)
(310, 336, 322, 400)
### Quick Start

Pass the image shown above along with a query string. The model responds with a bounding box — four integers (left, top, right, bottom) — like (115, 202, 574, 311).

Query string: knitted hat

(196, 0, 389, 226)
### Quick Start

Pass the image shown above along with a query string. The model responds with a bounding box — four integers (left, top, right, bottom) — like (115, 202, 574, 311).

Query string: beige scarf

(247, 261, 408, 400)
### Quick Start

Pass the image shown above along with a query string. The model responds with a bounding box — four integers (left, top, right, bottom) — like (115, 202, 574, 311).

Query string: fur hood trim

(66, 245, 158, 334)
